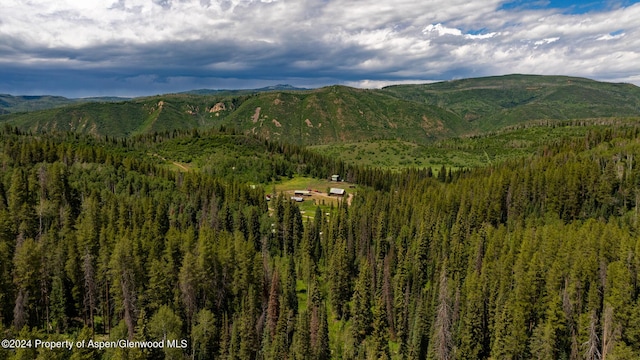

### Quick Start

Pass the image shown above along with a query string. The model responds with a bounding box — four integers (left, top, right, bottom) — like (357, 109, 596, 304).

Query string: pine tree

(408, 296, 429, 360)
(179, 250, 199, 328)
(283, 255, 298, 315)
(351, 260, 372, 345)
(458, 270, 488, 359)
(110, 235, 138, 340)
(238, 287, 259, 360)
(8, 169, 36, 238)
(271, 307, 291, 360)
(81, 248, 97, 331)
(12, 237, 42, 330)
(394, 259, 411, 358)
(313, 302, 330, 360)
(292, 310, 311, 360)
(371, 292, 391, 359)
(328, 236, 350, 319)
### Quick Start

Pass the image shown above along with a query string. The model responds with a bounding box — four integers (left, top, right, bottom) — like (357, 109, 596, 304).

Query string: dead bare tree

(433, 265, 453, 360)
(583, 309, 601, 360)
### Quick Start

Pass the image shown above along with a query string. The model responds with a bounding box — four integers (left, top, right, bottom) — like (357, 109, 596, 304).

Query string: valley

(1, 74, 640, 359)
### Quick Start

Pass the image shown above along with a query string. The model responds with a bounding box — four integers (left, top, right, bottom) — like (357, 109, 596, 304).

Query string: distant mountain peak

(256, 84, 306, 91)
(177, 84, 308, 96)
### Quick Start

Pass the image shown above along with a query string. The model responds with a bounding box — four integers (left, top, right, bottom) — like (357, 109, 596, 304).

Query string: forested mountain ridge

(382, 74, 640, 131)
(0, 87, 464, 143)
(0, 94, 129, 114)
(178, 84, 309, 95)
(0, 85, 304, 114)
(2, 74, 639, 144)
(0, 94, 79, 114)
(2, 123, 640, 359)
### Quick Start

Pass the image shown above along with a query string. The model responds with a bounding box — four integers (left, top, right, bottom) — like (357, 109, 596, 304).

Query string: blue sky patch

(499, 0, 640, 14)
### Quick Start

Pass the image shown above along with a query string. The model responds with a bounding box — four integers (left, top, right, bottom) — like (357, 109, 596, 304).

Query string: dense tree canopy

(1, 125, 640, 359)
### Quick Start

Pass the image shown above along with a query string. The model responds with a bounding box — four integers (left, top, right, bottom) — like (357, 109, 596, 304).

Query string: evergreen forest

(2, 118, 640, 360)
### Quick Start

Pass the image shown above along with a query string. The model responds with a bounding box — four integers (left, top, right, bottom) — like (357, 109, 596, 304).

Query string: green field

(271, 176, 353, 216)
(271, 176, 337, 192)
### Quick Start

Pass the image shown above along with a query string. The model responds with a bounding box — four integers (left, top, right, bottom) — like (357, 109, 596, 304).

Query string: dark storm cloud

(1, 0, 640, 96)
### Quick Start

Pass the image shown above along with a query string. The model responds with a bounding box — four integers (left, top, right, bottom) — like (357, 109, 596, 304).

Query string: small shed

(291, 196, 304, 202)
(331, 174, 340, 182)
(329, 188, 345, 196)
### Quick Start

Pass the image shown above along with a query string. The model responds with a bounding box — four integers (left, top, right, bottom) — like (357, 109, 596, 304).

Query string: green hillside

(382, 74, 640, 130)
(2, 74, 640, 143)
(0, 94, 129, 114)
(222, 86, 467, 144)
(0, 85, 302, 114)
(0, 86, 466, 143)
(0, 94, 76, 113)
(0, 95, 244, 137)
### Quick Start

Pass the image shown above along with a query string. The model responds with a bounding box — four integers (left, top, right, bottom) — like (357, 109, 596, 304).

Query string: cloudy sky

(1, 0, 640, 97)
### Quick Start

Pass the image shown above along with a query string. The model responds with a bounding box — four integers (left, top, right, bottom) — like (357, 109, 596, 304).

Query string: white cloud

(534, 37, 560, 45)
(421, 23, 499, 40)
(597, 32, 626, 40)
(1, 0, 640, 95)
(344, 79, 438, 89)
(466, 32, 499, 40)
(423, 23, 463, 37)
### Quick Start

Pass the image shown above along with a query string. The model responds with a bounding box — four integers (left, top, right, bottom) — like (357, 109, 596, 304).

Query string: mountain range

(1, 74, 639, 143)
